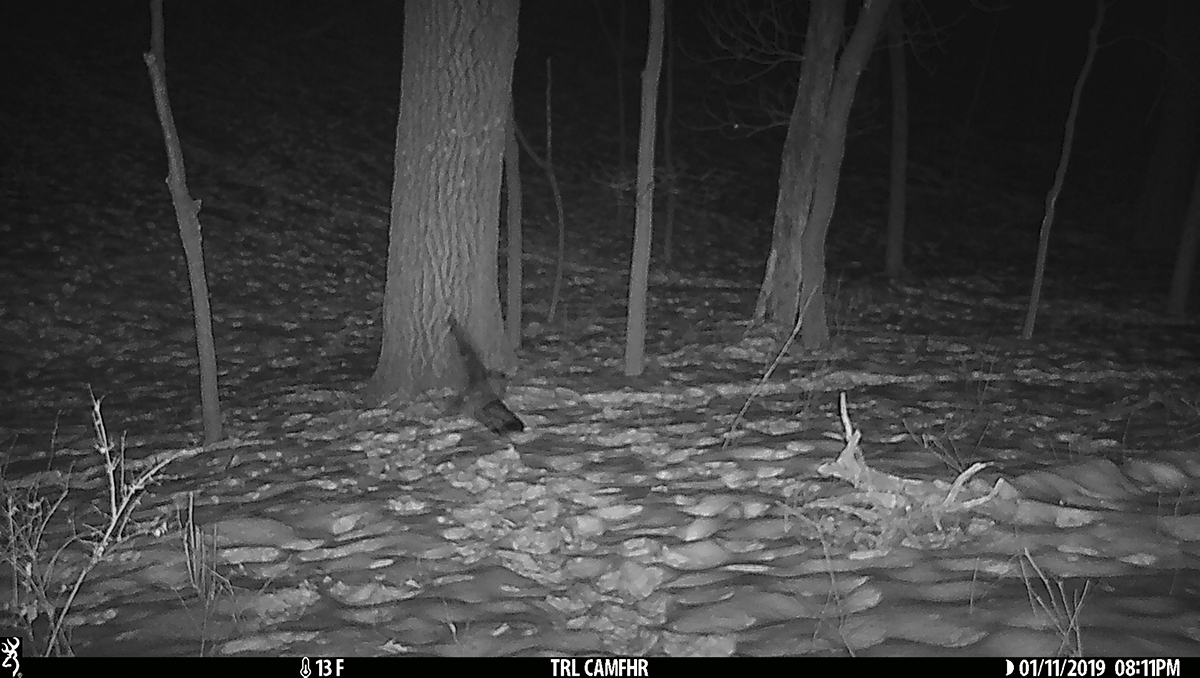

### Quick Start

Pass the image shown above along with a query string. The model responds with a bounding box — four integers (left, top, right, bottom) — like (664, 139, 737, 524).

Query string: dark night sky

(3, 0, 1171, 146)
(0, 0, 1183, 253)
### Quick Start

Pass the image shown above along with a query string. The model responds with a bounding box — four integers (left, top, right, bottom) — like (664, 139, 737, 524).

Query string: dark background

(0, 0, 1193, 430)
(1, 0, 1180, 280)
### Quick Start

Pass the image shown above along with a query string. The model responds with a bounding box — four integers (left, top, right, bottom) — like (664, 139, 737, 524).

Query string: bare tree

(594, 0, 632, 225)
(754, 0, 893, 349)
(144, 0, 222, 443)
(1136, 0, 1200, 252)
(625, 0, 667, 376)
(661, 0, 679, 269)
(365, 0, 520, 402)
(1168, 161, 1200, 316)
(884, 3, 908, 280)
(1022, 0, 1104, 340)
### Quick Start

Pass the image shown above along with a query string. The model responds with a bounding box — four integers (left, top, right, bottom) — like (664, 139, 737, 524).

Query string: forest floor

(1, 8, 1199, 657)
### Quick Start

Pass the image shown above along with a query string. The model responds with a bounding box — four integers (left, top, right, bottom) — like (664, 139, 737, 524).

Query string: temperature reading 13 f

(313, 658, 344, 677)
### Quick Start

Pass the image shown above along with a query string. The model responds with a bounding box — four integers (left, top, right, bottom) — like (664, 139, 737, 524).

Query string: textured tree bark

(504, 101, 523, 352)
(366, 0, 520, 403)
(754, 1, 842, 343)
(754, 0, 892, 349)
(624, 0, 666, 377)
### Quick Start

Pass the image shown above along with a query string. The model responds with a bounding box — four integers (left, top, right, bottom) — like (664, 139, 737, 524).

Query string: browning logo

(0, 637, 20, 678)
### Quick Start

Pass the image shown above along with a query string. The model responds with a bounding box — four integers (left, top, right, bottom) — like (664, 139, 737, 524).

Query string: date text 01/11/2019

(1007, 658, 1182, 678)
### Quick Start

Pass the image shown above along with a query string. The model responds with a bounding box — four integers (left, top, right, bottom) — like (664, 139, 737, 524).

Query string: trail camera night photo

(0, 0, 1197, 659)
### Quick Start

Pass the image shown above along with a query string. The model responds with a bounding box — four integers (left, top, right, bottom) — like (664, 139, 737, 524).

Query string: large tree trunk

(504, 101, 523, 351)
(754, 0, 892, 348)
(1136, 0, 1200, 251)
(365, 0, 520, 403)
